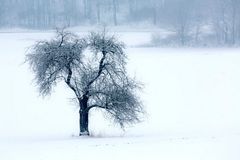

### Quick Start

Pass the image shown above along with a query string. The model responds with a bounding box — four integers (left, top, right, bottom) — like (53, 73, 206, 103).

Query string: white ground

(0, 31, 240, 160)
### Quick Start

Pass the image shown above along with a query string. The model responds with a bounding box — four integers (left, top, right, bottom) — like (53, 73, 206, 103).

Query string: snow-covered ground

(0, 31, 240, 160)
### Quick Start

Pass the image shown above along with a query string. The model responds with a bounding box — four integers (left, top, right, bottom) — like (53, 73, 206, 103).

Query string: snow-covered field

(0, 31, 240, 160)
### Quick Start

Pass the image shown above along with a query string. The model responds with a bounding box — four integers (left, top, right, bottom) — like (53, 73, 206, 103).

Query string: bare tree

(112, 0, 118, 25)
(212, 0, 240, 45)
(96, 0, 101, 24)
(26, 29, 144, 136)
(173, 0, 194, 46)
(0, 0, 6, 26)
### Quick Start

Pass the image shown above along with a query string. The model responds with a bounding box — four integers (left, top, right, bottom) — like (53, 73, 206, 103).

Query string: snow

(1, 134, 239, 160)
(0, 31, 240, 160)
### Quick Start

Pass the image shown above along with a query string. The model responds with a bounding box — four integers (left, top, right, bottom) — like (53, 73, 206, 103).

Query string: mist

(1, 1, 240, 159)
(0, 0, 240, 46)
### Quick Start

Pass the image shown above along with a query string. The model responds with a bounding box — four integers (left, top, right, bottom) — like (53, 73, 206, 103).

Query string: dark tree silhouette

(26, 29, 144, 136)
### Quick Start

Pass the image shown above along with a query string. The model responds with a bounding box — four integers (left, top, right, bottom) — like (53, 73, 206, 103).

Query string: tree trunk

(97, 1, 101, 24)
(112, 0, 118, 26)
(79, 96, 89, 136)
(83, 0, 88, 19)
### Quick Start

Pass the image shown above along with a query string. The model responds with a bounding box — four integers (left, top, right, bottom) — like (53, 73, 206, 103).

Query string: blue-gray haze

(0, 0, 240, 46)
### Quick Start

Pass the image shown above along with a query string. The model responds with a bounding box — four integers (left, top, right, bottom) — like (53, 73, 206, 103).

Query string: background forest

(1, 0, 240, 46)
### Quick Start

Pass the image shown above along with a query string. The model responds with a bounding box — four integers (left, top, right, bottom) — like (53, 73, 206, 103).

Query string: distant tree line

(1, 0, 240, 46)
(0, 0, 134, 28)
(155, 0, 240, 46)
